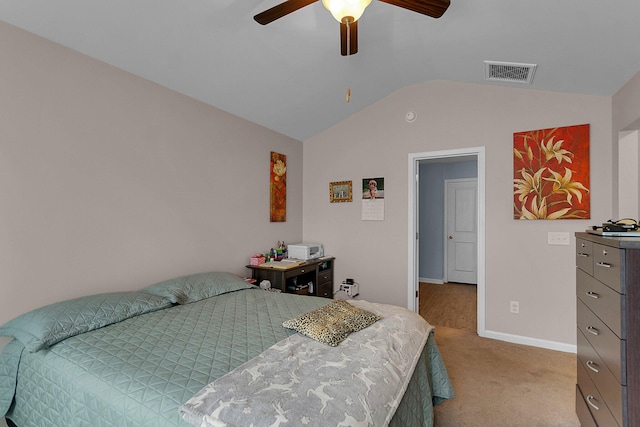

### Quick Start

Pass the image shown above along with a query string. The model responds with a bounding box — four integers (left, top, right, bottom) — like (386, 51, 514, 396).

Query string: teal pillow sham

(140, 271, 253, 304)
(0, 292, 172, 352)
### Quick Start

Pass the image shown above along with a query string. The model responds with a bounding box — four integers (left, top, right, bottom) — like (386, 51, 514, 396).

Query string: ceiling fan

(254, 0, 450, 56)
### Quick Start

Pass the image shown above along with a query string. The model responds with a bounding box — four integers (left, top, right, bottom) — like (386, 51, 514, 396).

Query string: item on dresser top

(250, 254, 266, 266)
(258, 259, 305, 269)
(588, 218, 640, 236)
(587, 229, 640, 237)
(287, 243, 324, 260)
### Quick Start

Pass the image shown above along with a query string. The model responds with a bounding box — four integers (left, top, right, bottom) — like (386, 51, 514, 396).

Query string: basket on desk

(250, 254, 266, 266)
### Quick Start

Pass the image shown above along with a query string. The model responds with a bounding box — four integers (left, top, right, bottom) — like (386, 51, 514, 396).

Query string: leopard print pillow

(328, 299, 381, 332)
(283, 299, 380, 346)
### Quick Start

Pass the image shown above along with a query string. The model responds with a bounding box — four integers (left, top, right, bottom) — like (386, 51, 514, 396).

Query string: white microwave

(288, 243, 324, 260)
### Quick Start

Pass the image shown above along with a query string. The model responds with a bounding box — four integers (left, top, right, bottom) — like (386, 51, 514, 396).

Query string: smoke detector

(484, 61, 537, 84)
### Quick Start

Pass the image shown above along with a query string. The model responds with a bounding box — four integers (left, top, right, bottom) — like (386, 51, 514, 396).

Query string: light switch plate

(548, 232, 570, 245)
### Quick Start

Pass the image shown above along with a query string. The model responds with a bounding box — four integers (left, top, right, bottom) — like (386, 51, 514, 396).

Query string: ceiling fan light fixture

(322, 0, 372, 23)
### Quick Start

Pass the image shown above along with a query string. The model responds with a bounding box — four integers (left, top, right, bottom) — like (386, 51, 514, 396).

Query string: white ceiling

(2, 0, 640, 141)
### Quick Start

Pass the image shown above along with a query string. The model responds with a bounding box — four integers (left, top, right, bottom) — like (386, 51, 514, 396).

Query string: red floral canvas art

(270, 151, 286, 222)
(513, 124, 590, 220)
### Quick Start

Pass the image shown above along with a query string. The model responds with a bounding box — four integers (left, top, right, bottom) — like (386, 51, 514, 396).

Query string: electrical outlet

(548, 232, 570, 246)
(510, 301, 519, 314)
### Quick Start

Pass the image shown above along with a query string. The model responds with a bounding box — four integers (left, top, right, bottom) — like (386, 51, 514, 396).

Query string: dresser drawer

(593, 243, 624, 293)
(577, 329, 624, 426)
(577, 238, 594, 275)
(577, 299, 626, 385)
(318, 268, 332, 285)
(283, 265, 314, 279)
(576, 384, 598, 427)
(577, 360, 621, 427)
(316, 282, 332, 298)
(577, 269, 624, 338)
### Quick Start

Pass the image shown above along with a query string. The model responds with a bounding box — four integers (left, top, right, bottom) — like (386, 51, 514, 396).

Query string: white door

(446, 179, 478, 284)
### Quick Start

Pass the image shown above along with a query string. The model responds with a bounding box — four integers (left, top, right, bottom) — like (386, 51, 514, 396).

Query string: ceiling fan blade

(254, 0, 319, 25)
(378, 0, 450, 18)
(340, 20, 358, 56)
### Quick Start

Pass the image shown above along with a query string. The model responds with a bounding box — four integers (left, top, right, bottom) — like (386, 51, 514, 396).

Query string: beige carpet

(420, 282, 477, 332)
(419, 283, 579, 427)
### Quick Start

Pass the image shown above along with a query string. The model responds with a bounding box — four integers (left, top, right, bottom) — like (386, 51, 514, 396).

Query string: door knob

(448, 235, 453, 239)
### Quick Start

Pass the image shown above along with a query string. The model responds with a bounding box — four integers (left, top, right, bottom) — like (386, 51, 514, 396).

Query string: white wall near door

(618, 130, 639, 220)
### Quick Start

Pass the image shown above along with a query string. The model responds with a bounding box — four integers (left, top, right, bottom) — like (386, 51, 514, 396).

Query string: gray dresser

(575, 232, 640, 427)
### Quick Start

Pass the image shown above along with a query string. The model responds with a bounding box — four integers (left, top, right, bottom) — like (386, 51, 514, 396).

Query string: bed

(0, 271, 454, 427)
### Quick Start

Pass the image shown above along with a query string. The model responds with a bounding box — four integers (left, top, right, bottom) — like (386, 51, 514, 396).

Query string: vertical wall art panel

(362, 177, 385, 220)
(270, 151, 287, 222)
(513, 124, 590, 220)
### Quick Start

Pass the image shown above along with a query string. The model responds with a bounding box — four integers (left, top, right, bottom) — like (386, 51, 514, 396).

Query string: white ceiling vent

(484, 61, 537, 84)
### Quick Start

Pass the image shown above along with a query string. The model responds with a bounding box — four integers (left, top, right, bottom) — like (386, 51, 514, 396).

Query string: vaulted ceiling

(2, 0, 639, 140)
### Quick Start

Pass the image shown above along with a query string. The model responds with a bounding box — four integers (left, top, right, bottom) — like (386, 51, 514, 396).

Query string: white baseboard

(482, 329, 576, 354)
(419, 277, 444, 284)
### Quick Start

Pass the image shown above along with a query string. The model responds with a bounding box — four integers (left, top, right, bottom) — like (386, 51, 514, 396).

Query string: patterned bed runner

(180, 300, 434, 427)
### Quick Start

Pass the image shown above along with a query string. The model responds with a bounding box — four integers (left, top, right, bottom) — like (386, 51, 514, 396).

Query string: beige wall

(3, 16, 638, 350)
(303, 81, 612, 347)
(613, 71, 640, 132)
(0, 21, 303, 325)
(612, 71, 640, 219)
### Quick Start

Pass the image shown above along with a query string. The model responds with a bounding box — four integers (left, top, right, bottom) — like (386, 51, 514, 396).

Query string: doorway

(407, 147, 486, 337)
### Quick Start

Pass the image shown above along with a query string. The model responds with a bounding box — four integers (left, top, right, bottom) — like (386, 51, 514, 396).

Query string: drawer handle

(577, 252, 589, 257)
(586, 326, 600, 336)
(586, 291, 600, 299)
(586, 360, 600, 373)
(596, 262, 611, 269)
(587, 395, 600, 411)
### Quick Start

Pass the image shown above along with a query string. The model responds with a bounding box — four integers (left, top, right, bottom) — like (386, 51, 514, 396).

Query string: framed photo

(329, 181, 352, 203)
(362, 177, 384, 200)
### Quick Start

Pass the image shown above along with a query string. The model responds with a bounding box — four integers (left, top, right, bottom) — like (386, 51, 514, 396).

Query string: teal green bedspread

(1, 289, 453, 426)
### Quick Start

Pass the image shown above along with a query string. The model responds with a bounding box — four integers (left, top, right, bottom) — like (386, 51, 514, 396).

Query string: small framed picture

(329, 181, 353, 203)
